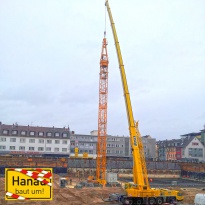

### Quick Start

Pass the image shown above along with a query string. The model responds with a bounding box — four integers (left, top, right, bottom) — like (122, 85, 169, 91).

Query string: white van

(195, 194, 205, 205)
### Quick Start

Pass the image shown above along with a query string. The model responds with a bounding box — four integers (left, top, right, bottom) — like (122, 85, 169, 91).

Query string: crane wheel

(135, 198, 143, 205)
(123, 198, 133, 205)
(156, 197, 163, 205)
(148, 197, 156, 205)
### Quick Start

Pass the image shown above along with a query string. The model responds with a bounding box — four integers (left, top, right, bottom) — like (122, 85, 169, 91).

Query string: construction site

(1, 156, 205, 204)
(0, 0, 204, 205)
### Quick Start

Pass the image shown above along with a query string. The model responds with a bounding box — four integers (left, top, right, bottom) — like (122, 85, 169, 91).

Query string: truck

(105, 0, 184, 204)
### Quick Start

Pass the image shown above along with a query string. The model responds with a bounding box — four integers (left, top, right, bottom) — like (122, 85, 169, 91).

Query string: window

(29, 147, 34, 151)
(121, 145, 124, 147)
(10, 138, 16, 142)
(21, 131, 26, 135)
(10, 146, 15, 150)
(38, 147, 44, 151)
(55, 133, 60, 137)
(38, 132, 44, 137)
(29, 139, 35, 143)
(19, 146, 25, 150)
(54, 148, 59, 152)
(12, 130, 18, 135)
(71, 142, 75, 146)
(47, 132, 52, 137)
(89, 143, 93, 146)
(107, 150, 110, 153)
(89, 150, 93, 154)
(0, 137, 6, 142)
(0, 146, 6, 150)
(55, 140, 60, 144)
(47, 140, 52, 144)
(62, 148, 67, 152)
(46, 147, 51, 151)
(62, 140, 67, 144)
(39, 139, 44, 143)
(3, 130, 9, 135)
(62, 133, 68, 137)
(30, 131, 35, 136)
(20, 138, 26, 143)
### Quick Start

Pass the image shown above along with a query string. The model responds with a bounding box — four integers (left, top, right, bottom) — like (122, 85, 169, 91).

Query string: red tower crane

(96, 35, 109, 185)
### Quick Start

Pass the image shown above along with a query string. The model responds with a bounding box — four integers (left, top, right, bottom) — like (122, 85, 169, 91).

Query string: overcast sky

(0, 0, 204, 140)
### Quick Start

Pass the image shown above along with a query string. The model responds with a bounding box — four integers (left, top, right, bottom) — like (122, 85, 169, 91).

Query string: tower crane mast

(96, 36, 109, 185)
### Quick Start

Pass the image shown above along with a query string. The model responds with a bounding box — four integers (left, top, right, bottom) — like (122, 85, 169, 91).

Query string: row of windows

(167, 154, 177, 158)
(0, 146, 67, 152)
(107, 138, 124, 142)
(70, 149, 124, 154)
(107, 150, 124, 154)
(70, 136, 94, 140)
(189, 148, 203, 151)
(188, 154, 203, 157)
(71, 143, 94, 146)
(70, 142, 125, 148)
(0, 137, 68, 144)
(70, 136, 125, 142)
(70, 149, 94, 154)
(107, 144, 124, 148)
(1, 130, 68, 137)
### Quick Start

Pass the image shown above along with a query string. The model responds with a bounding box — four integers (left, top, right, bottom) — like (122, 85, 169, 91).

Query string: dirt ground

(0, 174, 204, 205)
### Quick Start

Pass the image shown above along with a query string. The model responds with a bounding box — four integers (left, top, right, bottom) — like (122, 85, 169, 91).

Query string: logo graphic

(133, 136, 138, 146)
(5, 168, 53, 200)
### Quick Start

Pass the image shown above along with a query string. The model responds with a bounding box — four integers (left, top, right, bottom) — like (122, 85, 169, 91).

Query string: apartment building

(70, 132, 97, 155)
(156, 131, 205, 162)
(181, 136, 204, 160)
(70, 131, 156, 158)
(0, 122, 70, 157)
(70, 130, 130, 157)
(106, 135, 130, 157)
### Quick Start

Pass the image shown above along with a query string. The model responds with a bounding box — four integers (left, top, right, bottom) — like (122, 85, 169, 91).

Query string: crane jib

(133, 136, 138, 147)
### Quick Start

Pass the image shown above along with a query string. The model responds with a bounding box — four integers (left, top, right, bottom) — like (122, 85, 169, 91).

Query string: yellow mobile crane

(105, 1, 183, 204)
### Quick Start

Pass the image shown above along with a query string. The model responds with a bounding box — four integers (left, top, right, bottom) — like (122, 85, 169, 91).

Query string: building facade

(70, 131, 156, 159)
(0, 122, 70, 157)
(142, 135, 156, 160)
(156, 127, 205, 162)
(70, 131, 130, 158)
(70, 132, 97, 155)
(181, 136, 204, 160)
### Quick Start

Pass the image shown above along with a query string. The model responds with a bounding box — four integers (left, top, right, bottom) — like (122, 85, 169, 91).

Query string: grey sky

(0, 0, 204, 140)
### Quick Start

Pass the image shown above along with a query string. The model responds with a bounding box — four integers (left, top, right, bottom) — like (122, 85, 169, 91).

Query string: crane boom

(105, 0, 149, 189)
